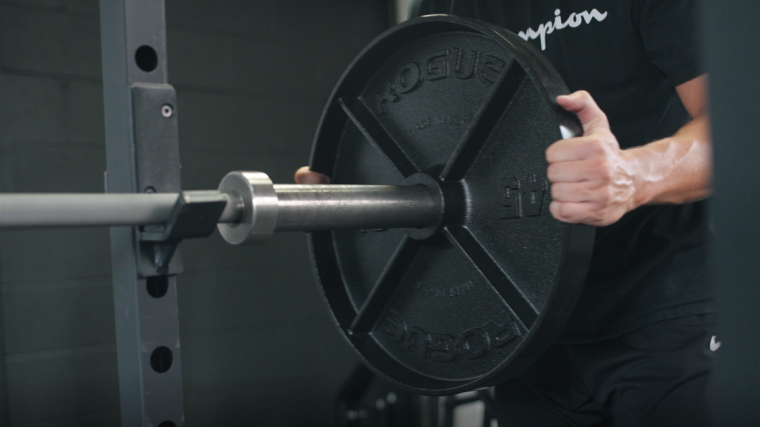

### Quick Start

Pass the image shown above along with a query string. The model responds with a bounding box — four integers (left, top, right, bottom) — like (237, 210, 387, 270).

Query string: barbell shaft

(0, 184, 438, 232)
(0, 192, 243, 229)
(0, 193, 179, 228)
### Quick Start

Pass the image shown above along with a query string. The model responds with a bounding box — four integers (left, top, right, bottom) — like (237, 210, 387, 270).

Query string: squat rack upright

(100, 1, 185, 425)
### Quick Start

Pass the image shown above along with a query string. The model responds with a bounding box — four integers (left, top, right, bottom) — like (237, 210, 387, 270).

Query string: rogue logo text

(381, 310, 521, 363)
(377, 48, 508, 114)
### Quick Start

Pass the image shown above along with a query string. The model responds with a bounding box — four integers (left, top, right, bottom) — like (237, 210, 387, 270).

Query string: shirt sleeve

(639, 0, 705, 86)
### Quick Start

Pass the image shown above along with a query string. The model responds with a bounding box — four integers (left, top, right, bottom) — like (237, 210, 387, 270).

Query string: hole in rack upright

(135, 45, 158, 72)
(151, 346, 173, 373)
(147, 275, 169, 298)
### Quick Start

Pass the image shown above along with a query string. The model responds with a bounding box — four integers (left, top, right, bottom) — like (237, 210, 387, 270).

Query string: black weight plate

(308, 15, 595, 395)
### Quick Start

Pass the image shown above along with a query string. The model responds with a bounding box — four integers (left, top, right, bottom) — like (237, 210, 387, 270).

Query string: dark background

(0, 1, 388, 426)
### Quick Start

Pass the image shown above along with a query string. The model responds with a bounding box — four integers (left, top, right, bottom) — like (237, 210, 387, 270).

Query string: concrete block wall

(0, 1, 388, 426)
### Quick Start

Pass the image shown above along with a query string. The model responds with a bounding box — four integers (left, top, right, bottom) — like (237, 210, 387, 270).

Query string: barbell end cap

(216, 171, 278, 245)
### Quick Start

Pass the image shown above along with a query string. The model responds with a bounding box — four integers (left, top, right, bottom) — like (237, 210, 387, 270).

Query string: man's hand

(294, 166, 330, 184)
(547, 76, 712, 227)
(547, 91, 639, 226)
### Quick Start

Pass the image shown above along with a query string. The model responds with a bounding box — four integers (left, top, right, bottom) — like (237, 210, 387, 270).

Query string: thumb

(556, 91, 610, 135)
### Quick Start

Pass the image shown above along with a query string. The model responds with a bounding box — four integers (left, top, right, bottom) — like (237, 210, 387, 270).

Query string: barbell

(0, 173, 439, 239)
(0, 15, 595, 395)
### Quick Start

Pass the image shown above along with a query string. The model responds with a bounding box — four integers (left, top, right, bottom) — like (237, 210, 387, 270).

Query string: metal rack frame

(99, 1, 185, 425)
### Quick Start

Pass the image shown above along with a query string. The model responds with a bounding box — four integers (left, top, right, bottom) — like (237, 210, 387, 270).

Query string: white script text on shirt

(518, 8, 608, 51)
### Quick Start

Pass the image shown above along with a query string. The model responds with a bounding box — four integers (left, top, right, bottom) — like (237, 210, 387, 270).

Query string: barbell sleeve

(215, 171, 440, 245)
(273, 184, 438, 232)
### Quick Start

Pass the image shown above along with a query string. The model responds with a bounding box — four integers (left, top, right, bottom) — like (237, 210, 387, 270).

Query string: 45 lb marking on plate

(502, 174, 549, 219)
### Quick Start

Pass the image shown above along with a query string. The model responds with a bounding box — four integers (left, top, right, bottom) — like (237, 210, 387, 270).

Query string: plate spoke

(339, 97, 420, 177)
(349, 236, 422, 335)
(443, 225, 538, 328)
(440, 63, 527, 181)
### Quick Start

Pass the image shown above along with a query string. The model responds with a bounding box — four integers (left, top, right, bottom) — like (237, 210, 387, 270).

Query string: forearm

(627, 114, 712, 207)
(548, 87, 711, 227)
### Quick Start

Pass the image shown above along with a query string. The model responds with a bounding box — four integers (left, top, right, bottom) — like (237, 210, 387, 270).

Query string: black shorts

(494, 314, 717, 427)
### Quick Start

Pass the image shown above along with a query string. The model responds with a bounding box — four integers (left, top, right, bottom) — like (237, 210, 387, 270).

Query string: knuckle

(594, 208, 609, 224)
(547, 164, 560, 182)
(549, 201, 562, 220)
(546, 163, 565, 183)
(551, 183, 568, 201)
(547, 141, 570, 161)
(551, 202, 568, 221)
(597, 187, 611, 204)
(550, 185, 560, 199)
(595, 160, 612, 180)
(546, 144, 558, 161)
(589, 138, 606, 153)
(582, 138, 604, 155)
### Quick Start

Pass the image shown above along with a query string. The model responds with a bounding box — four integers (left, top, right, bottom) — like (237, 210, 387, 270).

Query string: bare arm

(546, 75, 711, 226)
(634, 75, 711, 204)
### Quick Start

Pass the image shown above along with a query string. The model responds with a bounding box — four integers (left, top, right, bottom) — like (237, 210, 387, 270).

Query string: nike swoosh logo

(710, 335, 722, 352)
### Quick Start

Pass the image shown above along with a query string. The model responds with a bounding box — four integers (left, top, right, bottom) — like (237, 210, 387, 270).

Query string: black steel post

(99, 1, 185, 426)
(702, 1, 760, 425)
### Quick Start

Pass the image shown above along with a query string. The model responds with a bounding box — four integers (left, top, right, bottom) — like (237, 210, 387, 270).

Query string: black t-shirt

(412, 0, 713, 342)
